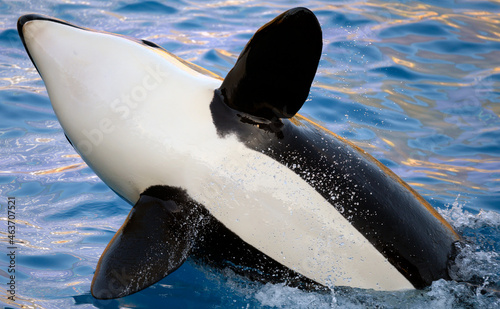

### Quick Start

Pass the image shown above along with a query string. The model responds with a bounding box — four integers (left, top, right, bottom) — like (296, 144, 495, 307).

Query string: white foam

(254, 283, 337, 309)
(438, 196, 500, 230)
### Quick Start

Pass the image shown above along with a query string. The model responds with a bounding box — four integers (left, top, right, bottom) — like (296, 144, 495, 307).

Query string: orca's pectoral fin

(91, 188, 199, 299)
(219, 7, 323, 120)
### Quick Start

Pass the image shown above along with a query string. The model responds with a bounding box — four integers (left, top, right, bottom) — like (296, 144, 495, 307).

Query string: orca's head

(18, 14, 223, 200)
(18, 14, 223, 155)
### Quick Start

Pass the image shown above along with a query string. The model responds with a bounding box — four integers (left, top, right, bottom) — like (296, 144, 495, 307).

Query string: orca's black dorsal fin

(91, 186, 202, 299)
(219, 7, 322, 120)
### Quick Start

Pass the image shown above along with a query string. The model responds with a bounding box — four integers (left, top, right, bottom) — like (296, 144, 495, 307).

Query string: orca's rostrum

(17, 8, 461, 299)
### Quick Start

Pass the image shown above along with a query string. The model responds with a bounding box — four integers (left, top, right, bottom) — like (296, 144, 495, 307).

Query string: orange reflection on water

(381, 138, 395, 147)
(403, 158, 499, 190)
(52, 240, 72, 244)
(31, 163, 87, 175)
(403, 158, 500, 174)
(390, 56, 415, 69)
(0, 162, 86, 176)
(314, 82, 370, 95)
(0, 217, 41, 229)
(51, 230, 78, 235)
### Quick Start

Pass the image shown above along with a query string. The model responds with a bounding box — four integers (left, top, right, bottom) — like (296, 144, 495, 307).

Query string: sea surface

(0, 0, 499, 308)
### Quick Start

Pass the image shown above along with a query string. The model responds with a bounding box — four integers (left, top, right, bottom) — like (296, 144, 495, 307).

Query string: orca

(17, 8, 461, 299)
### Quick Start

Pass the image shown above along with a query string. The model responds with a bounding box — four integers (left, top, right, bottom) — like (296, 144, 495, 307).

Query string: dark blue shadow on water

(114, 1, 178, 14)
(73, 294, 121, 309)
(71, 260, 263, 309)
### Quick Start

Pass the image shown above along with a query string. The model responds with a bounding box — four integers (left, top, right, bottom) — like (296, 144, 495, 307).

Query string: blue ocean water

(0, 0, 499, 308)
